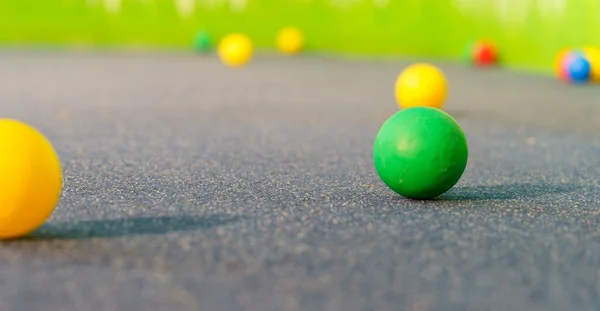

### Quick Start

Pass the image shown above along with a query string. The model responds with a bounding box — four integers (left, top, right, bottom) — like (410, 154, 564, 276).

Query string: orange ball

(554, 48, 570, 81)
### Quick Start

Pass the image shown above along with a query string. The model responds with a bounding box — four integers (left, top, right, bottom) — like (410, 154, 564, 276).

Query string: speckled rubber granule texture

(1, 51, 600, 311)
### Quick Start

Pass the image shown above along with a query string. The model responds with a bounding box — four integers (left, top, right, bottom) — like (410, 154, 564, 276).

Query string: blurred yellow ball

(395, 63, 448, 109)
(583, 46, 600, 83)
(276, 27, 304, 55)
(218, 33, 253, 68)
(0, 119, 62, 239)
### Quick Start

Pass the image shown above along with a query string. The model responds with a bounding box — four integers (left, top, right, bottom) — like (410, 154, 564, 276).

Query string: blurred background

(0, 0, 598, 74)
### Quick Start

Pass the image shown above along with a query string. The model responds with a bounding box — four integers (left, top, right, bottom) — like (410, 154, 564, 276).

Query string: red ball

(472, 41, 498, 67)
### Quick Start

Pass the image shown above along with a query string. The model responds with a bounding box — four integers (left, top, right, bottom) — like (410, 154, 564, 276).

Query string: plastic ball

(394, 63, 448, 109)
(193, 31, 212, 53)
(462, 40, 476, 64)
(472, 41, 498, 67)
(373, 107, 468, 200)
(554, 48, 571, 81)
(562, 51, 591, 83)
(276, 27, 304, 56)
(465, 40, 498, 67)
(218, 33, 253, 68)
(0, 119, 63, 239)
(583, 47, 600, 83)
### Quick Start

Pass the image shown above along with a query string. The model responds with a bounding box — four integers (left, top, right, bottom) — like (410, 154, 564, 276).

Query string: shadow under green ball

(373, 107, 468, 200)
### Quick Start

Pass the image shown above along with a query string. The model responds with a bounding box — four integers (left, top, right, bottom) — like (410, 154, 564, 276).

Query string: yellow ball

(218, 33, 253, 68)
(276, 27, 304, 55)
(583, 46, 600, 83)
(0, 119, 62, 239)
(395, 63, 448, 109)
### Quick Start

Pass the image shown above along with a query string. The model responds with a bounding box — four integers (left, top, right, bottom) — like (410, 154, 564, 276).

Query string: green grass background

(0, 0, 598, 73)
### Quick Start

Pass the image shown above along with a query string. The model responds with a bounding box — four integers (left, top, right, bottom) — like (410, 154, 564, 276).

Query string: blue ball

(568, 53, 591, 83)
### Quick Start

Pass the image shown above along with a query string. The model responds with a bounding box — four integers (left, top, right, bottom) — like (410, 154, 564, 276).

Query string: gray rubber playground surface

(1, 51, 600, 311)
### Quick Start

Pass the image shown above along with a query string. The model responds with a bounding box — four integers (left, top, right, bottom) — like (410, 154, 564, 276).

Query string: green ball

(194, 31, 212, 53)
(373, 107, 468, 200)
(462, 40, 475, 64)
